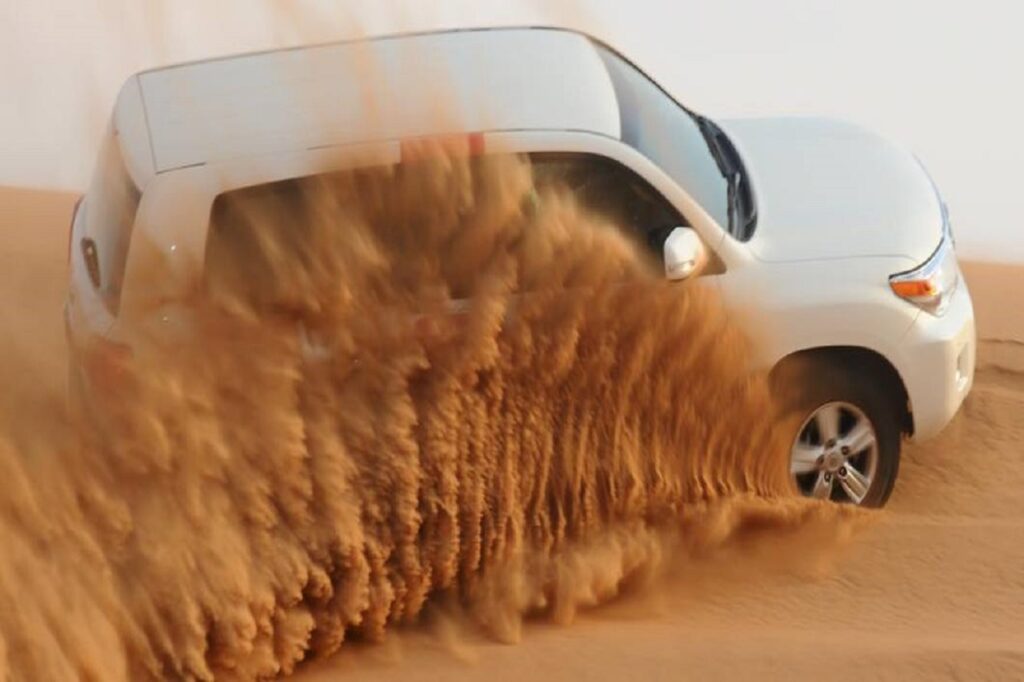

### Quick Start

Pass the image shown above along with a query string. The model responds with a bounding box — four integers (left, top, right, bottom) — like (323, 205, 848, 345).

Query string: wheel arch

(769, 345, 914, 437)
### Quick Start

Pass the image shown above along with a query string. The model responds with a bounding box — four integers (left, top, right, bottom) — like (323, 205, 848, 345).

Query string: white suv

(65, 27, 975, 507)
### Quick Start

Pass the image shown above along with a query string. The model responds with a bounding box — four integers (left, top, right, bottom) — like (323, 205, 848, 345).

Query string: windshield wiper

(695, 115, 732, 177)
(694, 115, 757, 239)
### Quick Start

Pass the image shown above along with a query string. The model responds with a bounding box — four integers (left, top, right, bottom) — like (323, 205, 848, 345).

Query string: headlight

(889, 226, 959, 316)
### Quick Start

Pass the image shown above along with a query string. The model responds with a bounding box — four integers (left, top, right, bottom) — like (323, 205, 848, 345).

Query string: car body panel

(116, 140, 402, 330)
(897, 274, 975, 440)
(67, 26, 976, 453)
(136, 28, 621, 174)
(719, 117, 944, 264)
(112, 76, 156, 188)
(116, 129, 740, 335)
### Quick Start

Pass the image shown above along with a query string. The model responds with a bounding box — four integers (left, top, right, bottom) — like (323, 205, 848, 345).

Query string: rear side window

(206, 178, 314, 312)
(82, 125, 141, 314)
(205, 166, 393, 314)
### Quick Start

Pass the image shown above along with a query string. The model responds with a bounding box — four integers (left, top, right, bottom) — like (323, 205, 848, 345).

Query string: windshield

(594, 45, 731, 233)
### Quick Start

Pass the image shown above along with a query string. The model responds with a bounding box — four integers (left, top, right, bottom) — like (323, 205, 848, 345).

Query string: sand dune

(1, 186, 1022, 680)
(295, 291, 1024, 680)
(0, 187, 77, 441)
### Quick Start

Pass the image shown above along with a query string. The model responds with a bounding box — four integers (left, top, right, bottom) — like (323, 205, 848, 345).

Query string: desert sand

(1, 186, 1022, 681)
(297, 264, 1024, 681)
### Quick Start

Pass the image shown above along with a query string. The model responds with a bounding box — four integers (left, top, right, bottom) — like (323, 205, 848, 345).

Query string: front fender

(718, 255, 921, 407)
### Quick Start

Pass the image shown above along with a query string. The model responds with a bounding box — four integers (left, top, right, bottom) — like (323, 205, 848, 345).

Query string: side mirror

(663, 227, 706, 280)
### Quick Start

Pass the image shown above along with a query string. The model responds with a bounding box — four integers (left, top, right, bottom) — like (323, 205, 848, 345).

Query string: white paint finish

(111, 76, 155, 186)
(718, 251, 974, 440)
(3, 0, 1018, 262)
(136, 28, 620, 173)
(115, 127, 734, 327)
(720, 117, 944, 264)
(117, 140, 402, 327)
(719, 254, 921, 371)
(66, 194, 114, 343)
(54, 22, 978, 444)
(898, 276, 976, 439)
(663, 227, 704, 279)
(581, 0, 1024, 262)
(484, 129, 735, 261)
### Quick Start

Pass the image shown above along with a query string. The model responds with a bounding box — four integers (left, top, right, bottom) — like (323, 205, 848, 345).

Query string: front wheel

(781, 363, 901, 507)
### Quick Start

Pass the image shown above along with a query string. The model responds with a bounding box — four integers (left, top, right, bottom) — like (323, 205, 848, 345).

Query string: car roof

(114, 27, 623, 183)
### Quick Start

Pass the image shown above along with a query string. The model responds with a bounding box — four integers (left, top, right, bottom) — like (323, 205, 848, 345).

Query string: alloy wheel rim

(790, 401, 879, 505)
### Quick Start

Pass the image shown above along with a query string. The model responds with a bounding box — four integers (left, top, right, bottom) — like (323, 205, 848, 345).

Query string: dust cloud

(0, 147, 858, 681)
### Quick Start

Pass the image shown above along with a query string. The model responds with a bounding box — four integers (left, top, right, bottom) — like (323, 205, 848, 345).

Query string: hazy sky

(1, 0, 1021, 261)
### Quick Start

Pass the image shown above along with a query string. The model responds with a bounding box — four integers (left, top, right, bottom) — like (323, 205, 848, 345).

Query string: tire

(775, 359, 901, 508)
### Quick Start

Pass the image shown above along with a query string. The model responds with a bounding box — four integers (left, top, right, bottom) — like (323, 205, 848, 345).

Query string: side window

(530, 152, 687, 254)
